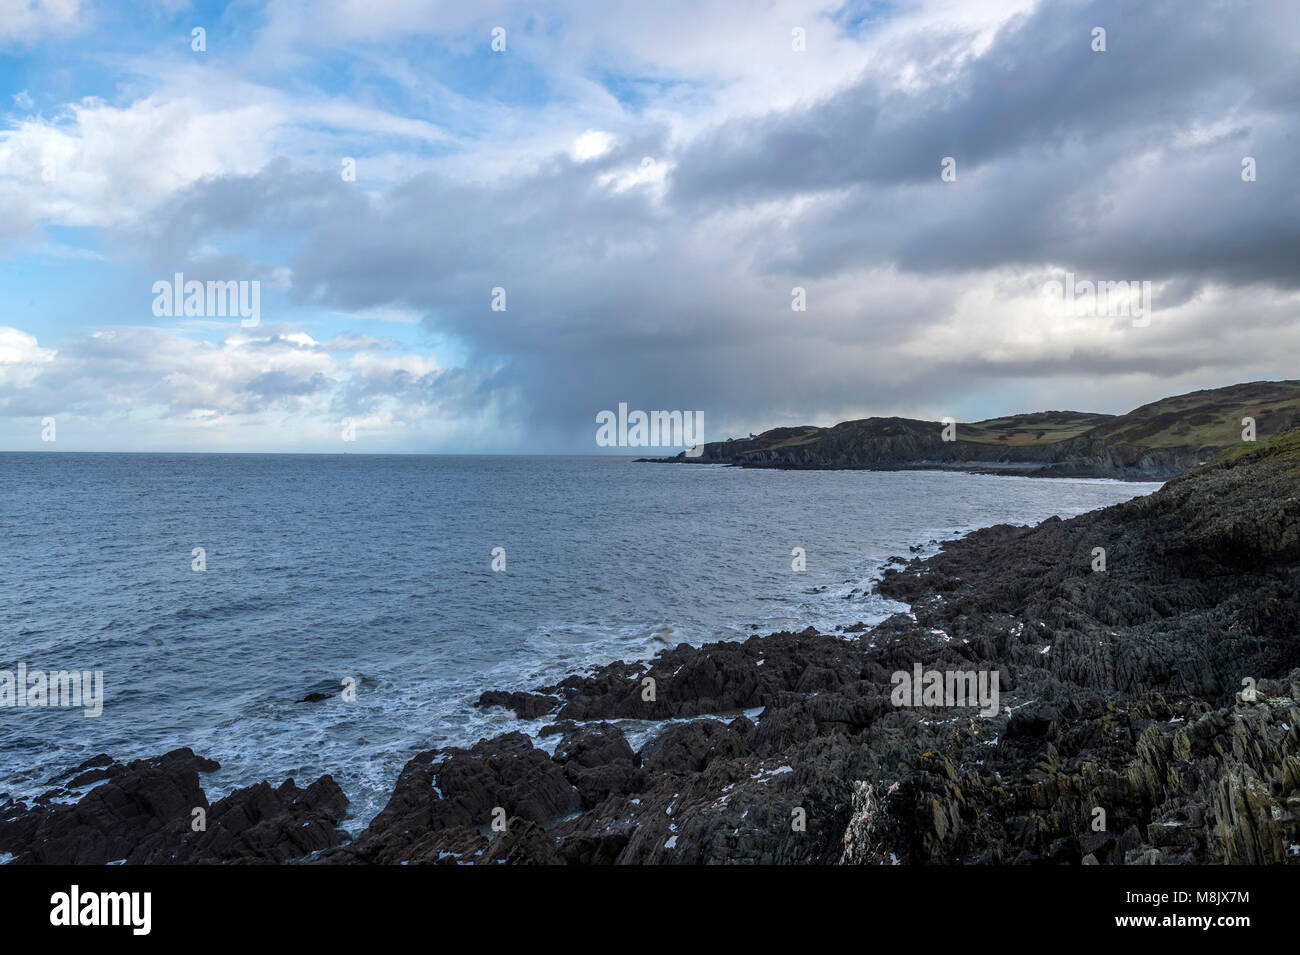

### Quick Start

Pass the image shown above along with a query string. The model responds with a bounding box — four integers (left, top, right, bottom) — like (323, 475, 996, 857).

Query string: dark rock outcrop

(541, 627, 858, 721)
(474, 690, 559, 719)
(552, 722, 639, 808)
(0, 748, 349, 864)
(327, 731, 582, 864)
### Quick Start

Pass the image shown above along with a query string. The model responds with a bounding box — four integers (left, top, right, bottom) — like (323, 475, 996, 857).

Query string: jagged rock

(480, 818, 564, 865)
(156, 775, 350, 863)
(551, 722, 639, 808)
(332, 732, 580, 864)
(533, 629, 860, 721)
(475, 690, 559, 719)
(640, 719, 749, 775)
(0, 748, 349, 864)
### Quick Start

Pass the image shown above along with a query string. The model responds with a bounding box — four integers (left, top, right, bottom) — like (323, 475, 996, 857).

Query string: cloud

(0, 0, 86, 45)
(1, 0, 1299, 450)
(0, 323, 483, 440)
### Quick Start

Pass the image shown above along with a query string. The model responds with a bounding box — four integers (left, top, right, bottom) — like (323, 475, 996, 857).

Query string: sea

(0, 453, 1161, 826)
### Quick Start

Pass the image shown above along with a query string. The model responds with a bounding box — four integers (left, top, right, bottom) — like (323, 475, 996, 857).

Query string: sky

(0, 0, 1297, 453)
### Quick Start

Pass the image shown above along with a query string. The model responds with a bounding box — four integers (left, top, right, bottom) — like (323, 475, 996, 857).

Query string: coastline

(637, 457, 1181, 480)
(636, 380, 1300, 482)
(3, 432, 1299, 864)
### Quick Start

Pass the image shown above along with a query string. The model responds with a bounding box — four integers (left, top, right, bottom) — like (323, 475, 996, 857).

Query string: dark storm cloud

(673, 0, 1286, 200)
(675, 0, 1300, 288)
(132, 158, 366, 273)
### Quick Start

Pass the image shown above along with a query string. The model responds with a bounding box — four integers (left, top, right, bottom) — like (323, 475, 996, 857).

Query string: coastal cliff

(646, 380, 1300, 480)
(3, 428, 1298, 864)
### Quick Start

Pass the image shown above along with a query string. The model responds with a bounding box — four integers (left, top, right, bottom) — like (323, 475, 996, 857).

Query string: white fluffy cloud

(0, 323, 501, 449)
(0, 0, 86, 44)
(0, 87, 454, 231)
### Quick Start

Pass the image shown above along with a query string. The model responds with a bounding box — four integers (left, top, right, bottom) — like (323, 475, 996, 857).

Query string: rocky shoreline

(638, 457, 1154, 479)
(4, 430, 1299, 864)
